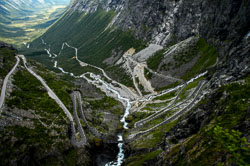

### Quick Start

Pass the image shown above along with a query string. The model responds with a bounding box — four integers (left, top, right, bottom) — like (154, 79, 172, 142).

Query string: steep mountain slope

(0, 43, 88, 165)
(27, 8, 144, 79)
(0, 42, 126, 165)
(26, 0, 249, 84)
(2, 0, 250, 165)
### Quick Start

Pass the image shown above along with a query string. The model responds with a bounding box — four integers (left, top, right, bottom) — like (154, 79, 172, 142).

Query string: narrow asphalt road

(60, 42, 138, 100)
(135, 80, 203, 128)
(128, 80, 207, 140)
(18, 55, 74, 122)
(0, 56, 20, 111)
(19, 54, 87, 146)
(73, 91, 118, 143)
(134, 83, 188, 128)
(70, 92, 87, 146)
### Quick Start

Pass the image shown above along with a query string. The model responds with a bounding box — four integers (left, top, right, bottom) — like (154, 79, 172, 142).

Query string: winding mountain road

(70, 92, 87, 146)
(135, 80, 205, 128)
(72, 91, 118, 143)
(0, 56, 20, 111)
(1, 55, 86, 146)
(18, 55, 74, 122)
(134, 82, 188, 128)
(56, 42, 138, 100)
(128, 80, 208, 141)
(19, 54, 88, 146)
(39, 39, 211, 164)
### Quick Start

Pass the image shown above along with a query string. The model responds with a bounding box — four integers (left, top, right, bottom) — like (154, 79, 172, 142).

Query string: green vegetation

(8, 125, 55, 149)
(35, 68, 74, 111)
(182, 38, 217, 80)
(7, 70, 63, 115)
(85, 95, 123, 133)
(131, 120, 178, 149)
(145, 102, 170, 109)
(153, 90, 177, 101)
(64, 149, 78, 166)
(1, 119, 69, 164)
(171, 42, 201, 70)
(7, 58, 74, 114)
(162, 75, 250, 166)
(0, 56, 86, 165)
(155, 81, 182, 92)
(27, 8, 145, 76)
(213, 126, 249, 165)
(144, 109, 178, 129)
(0, 47, 16, 78)
(146, 42, 176, 71)
(126, 150, 163, 166)
(144, 68, 153, 80)
(106, 65, 134, 87)
(1, 124, 62, 165)
(141, 106, 155, 112)
(127, 111, 152, 128)
(178, 76, 206, 100)
(153, 76, 204, 104)
(147, 48, 166, 71)
(87, 96, 118, 110)
(42, 156, 61, 166)
(127, 76, 249, 166)
(146, 38, 217, 84)
(0, 3, 67, 47)
(128, 109, 176, 131)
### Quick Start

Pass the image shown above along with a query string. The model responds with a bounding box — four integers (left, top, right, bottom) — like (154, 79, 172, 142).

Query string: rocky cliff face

(114, 0, 250, 46)
(70, 0, 249, 44)
(71, 0, 125, 13)
(70, 0, 250, 82)
(67, 0, 250, 165)
(21, 0, 250, 165)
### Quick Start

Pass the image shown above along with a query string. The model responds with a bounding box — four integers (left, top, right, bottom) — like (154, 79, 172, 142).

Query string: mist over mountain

(0, 0, 249, 166)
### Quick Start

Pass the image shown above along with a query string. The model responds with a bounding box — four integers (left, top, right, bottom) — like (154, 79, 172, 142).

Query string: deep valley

(0, 0, 249, 166)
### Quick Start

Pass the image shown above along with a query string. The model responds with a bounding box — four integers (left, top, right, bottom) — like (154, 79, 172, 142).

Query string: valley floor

(0, 5, 67, 47)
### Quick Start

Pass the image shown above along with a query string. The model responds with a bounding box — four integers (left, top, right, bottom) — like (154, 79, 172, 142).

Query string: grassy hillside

(147, 38, 217, 81)
(125, 75, 250, 166)
(0, 44, 125, 165)
(161, 75, 250, 166)
(0, 1, 68, 47)
(0, 47, 17, 79)
(0, 46, 91, 165)
(25, 9, 145, 73)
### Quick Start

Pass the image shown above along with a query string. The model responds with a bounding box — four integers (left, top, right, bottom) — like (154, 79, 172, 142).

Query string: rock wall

(71, 0, 125, 13)
(70, 0, 250, 79)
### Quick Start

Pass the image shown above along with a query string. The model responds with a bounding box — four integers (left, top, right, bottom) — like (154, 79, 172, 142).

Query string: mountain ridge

(0, 0, 249, 165)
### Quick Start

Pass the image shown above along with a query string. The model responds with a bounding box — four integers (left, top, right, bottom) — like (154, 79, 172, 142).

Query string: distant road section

(0, 56, 20, 111)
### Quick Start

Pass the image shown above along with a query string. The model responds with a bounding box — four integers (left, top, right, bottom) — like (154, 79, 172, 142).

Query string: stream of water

(93, 74, 131, 166)
(39, 40, 131, 166)
(33, 39, 208, 166)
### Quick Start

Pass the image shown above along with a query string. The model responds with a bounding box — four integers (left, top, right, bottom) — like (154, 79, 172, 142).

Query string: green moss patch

(126, 150, 163, 166)
(182, 38, 217, 80)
